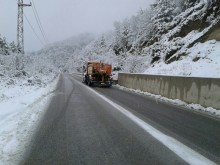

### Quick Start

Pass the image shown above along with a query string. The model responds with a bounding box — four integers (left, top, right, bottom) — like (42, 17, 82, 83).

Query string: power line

(30, 0, 49, 44)
(24, 14, 45, 46)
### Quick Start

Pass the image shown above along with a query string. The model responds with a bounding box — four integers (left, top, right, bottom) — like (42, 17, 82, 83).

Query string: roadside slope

(0, 76, 58, 165)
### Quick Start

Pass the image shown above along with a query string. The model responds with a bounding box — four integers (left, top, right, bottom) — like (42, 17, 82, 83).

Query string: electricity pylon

(17, 0, 31, 54)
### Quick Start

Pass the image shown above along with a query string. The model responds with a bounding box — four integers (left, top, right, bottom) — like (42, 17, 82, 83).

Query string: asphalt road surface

(21, 74, 220, 165)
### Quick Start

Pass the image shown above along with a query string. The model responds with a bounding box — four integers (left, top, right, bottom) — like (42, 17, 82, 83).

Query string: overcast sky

(0, 0, 155, 51)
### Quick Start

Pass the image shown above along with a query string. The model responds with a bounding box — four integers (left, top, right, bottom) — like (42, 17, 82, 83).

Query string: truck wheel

(84, 76, 88, 85)
(88, 81, 93, 86)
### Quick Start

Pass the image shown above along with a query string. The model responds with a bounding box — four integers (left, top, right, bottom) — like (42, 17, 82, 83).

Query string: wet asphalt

(21, 74, 220, 165)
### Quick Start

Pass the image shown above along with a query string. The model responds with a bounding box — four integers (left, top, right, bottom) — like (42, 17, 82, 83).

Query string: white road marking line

(78, 81, 216, 165)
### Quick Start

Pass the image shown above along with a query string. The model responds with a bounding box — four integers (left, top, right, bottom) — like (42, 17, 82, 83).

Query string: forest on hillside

(61, 0, 219, 73)
(1, 0, 220, 81)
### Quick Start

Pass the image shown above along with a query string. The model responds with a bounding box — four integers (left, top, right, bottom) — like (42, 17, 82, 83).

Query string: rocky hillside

(144, 0, 220, 64)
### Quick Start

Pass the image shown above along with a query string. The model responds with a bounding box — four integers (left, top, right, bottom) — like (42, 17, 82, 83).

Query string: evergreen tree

(0, 36, 3, 54)
(100, 35, 106, 49)
(121, 19, 132, 51)
(0, 34, 17, 55)
(113, 21, 123, 55)
(0, 36, 10, 55)
(135, 8, 154, 47)
(10, 41, 17, 53)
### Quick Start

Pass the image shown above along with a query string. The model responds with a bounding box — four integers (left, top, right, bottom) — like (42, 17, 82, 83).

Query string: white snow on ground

(144, 40, 220, 78)
(0, 76, 58, 165)
(115, 85, 220, 118)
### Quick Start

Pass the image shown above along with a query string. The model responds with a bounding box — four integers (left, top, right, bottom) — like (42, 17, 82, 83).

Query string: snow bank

(0, 76, 58, 165)
(115, 84, 220, 118)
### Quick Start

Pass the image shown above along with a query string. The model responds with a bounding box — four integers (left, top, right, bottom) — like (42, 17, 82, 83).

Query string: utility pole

(17, 0, 31, 54)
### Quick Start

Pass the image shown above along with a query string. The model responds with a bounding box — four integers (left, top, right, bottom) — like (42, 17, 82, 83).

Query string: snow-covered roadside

(0, 76, 59, 165)
(115, 85, 220, 118)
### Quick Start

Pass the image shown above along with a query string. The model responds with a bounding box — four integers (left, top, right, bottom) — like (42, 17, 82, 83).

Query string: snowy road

(21, 74, 220, 165)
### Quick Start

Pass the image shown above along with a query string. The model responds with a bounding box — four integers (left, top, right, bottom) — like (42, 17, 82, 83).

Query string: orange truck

(83, 61, 113, 87)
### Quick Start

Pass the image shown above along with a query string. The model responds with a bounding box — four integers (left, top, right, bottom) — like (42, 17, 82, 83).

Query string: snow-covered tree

(0, 35, 17, 55)
(112, 21, 123, 55)
(120, 19, 132, 51)
(151, 0, 180, 35)
(100, 35, 106, 49)
(0, 36, 10, 55)
(10, 41, 17, 53)
(112, 19, 134, 55)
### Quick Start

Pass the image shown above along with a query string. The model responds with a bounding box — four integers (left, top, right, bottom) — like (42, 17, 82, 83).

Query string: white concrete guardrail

(118, 73, 220, 110)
